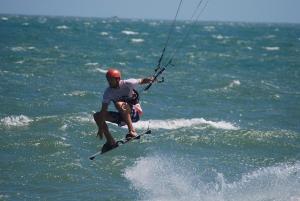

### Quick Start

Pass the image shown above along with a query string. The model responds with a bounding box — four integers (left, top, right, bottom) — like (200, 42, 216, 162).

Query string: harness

(117, 89, 140, 105)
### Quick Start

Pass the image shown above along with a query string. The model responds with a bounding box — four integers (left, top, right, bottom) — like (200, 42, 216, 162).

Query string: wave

(0, 115, 34, 127)
(99, 31, 109, 36)
(10, 46, 37, 52)
(0, 113, 237, 131)
(121, 30, 139, 35)
(1, 17, 8, 21)
(15, 60, 25, 64)
(124, 155, 300, 201)
(207, 80, 241, 93)
(263, 46, 280, 51)
(133, 118, 239, 130)
(85, 62, 99, 66)
(0, 113, 93, 129)
(212, 34, 231, 40)
(131, 38, 144, 43)
(56, 25, 69, 30)
(224, 80, 241, 90)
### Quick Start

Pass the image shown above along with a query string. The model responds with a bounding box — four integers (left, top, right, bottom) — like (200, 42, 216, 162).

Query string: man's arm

(140, 77, 154, 85)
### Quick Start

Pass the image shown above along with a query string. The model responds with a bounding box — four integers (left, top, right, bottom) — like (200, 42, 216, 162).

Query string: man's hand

(140, 77, 155, 84)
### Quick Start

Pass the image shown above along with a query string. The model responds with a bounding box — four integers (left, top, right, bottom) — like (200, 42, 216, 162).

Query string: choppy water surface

(1, 15, 300, 201)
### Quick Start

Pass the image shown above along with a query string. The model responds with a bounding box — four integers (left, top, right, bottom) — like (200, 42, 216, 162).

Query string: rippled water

(1, 15, 300, 201)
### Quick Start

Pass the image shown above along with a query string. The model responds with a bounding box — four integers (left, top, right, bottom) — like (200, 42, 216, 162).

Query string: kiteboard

(89, 129, 151, 160)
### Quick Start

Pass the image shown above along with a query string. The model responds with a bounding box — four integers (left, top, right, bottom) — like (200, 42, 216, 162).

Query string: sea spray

(124, 155, 300, 201)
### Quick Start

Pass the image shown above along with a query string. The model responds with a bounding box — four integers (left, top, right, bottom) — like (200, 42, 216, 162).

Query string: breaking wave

(134, 118, 239, 130)
(0, 112, 238, 132)
(0, 115, 33, 127)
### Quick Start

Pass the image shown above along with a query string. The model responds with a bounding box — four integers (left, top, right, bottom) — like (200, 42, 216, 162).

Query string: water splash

(124, 155, 300, 201)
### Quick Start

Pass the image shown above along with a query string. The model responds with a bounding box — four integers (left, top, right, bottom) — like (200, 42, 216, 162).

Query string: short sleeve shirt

(102, 78, 141, 105)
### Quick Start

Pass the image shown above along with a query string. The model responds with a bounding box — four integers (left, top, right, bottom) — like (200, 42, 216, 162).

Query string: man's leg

(114, 102, 137, 137)
(93, 112, 118, 145)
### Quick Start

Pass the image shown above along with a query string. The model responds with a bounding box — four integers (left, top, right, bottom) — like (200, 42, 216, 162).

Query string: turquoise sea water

(1, 15, 300, 201)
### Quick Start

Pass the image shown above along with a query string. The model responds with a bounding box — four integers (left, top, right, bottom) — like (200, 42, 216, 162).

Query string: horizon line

(1, 12, 299, 25)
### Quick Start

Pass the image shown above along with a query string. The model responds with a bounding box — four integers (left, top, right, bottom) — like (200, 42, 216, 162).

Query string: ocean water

(0, 15, 300, 201)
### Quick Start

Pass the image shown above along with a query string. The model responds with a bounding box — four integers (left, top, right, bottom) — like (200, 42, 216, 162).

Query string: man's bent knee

(93, 111, 109, 122)
(93, 112, 101, 121)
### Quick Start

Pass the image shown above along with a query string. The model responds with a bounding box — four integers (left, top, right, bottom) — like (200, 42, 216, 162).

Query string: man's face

(107, 77, 120, 88)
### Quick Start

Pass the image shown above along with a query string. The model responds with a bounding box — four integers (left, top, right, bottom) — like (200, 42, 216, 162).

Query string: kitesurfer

(93, 68, 153, 150)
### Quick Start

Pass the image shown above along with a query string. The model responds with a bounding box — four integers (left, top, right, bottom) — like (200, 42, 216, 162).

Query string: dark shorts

(109, 106, 140, 127)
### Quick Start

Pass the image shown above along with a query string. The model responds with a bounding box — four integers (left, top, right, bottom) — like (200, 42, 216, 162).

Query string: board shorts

(109, 105, 140, 127)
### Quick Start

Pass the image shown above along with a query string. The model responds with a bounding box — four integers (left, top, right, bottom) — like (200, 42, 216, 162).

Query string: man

(93, 68, 153, 151)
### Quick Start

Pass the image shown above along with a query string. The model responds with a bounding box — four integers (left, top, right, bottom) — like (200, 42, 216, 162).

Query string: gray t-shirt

(102, 78, 141, 105)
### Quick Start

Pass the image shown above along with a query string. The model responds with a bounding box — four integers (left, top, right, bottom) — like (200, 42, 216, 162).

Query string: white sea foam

(121, 30, 139, 35)
(15, 60, 25, 64)
(1, 17, 8, 21)
(118, 62, 126, 66)
(226, 80, 241, 89)
(100, 32, 109, 36)
(219, 53, 231, 57)
(212, 34, 224, 40)
(131, 38, 144, 43)
(263, 46, 280, 51)
(133, 118, 239, 130)
(0, 194, 9, 199)
(84, 22, 91, 26)
(136, 55, 143, 59)
(204, 25, 215, 32)
(63, 91, 87, 97)
(85, 62, 99, 66)
(0, 115, 33, 127)
(27, 46, 36, 50)
(56, 25, 69, 30)
(11, 46, 36, 52)
(74, 115, 93, 123)
(60, 124, 68, 131)
(124, 155, 300, 201)
(93, 68, 107, 74)
(69, 113, 238, 131)
(11, 47, 27, 52)
(208, 80, 241, 93)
